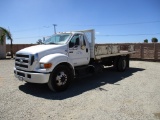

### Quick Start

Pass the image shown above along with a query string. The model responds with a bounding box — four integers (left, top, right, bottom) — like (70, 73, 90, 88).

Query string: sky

(0, 0, 160, 44)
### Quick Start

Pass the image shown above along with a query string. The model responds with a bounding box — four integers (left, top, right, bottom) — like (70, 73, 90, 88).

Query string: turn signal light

(44, 63, 52, 68)
(40, 63, 52, 69)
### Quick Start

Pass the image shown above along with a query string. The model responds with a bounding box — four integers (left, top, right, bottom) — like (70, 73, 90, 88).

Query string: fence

(6, 43, 160, 61)
(119, 43, 160, 61)
(6, 44, 36, 54)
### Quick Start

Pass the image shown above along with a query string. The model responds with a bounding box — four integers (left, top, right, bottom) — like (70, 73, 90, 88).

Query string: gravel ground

(0, 60, 160, 120)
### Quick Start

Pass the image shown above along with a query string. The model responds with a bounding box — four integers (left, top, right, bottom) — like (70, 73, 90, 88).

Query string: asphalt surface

(0, 60, 160, 120)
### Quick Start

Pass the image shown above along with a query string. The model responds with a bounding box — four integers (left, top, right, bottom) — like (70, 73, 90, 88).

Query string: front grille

(16, 54, 29, 58)
(15, 59, 29, 63)
(15, 63, 28, 68)
(30, 55, 34, 65)
(15, 54, 31, 70)
(23, 60, 28, 63)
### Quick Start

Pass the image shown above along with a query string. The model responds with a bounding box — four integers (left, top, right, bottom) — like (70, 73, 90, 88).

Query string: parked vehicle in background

(14, 29, 135, 91)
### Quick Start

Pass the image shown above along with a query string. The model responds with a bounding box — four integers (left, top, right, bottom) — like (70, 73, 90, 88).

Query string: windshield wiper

(49, 42, 57, 44)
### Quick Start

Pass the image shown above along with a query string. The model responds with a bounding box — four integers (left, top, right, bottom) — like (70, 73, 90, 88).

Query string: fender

(39, 53, 74, 73)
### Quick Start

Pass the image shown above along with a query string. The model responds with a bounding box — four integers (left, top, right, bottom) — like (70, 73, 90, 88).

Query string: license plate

(18, 76, 23, 81)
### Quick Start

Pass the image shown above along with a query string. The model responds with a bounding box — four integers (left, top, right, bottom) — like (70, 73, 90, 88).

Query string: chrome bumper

(14, 67, 50, 83)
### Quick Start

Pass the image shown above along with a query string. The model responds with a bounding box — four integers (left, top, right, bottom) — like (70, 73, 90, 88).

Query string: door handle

(69, 51, 73, 53)
(86, 48, 88, 53)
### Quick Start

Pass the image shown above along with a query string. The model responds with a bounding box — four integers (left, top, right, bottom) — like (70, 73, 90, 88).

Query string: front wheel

(48, 65, 73, 92)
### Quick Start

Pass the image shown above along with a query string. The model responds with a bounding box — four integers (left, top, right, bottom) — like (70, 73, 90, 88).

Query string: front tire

(48, 65, 73, 92)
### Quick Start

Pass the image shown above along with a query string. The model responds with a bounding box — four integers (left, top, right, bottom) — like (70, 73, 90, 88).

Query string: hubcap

(56, 71, 67, 86)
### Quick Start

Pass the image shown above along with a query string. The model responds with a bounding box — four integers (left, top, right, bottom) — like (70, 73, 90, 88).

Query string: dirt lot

(0, 60, 160, 120)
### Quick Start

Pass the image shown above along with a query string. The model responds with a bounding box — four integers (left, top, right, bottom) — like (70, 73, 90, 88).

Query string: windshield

(44, 34, 71, 45)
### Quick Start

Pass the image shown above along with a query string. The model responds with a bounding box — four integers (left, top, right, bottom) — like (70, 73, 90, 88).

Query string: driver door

(69, 34, 89, 66)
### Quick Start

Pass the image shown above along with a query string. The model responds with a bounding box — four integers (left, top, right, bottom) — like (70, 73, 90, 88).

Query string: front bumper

(14, 68, 50, 83)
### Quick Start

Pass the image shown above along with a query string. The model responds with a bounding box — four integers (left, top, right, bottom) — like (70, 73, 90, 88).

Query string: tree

(0, 27, 13, 58)
(151, 37, 158, 43)
(37, 39, 43, 44)
(144, 39, 148, 43)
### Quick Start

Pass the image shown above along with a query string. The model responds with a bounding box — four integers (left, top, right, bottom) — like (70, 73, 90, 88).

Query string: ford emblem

(19, 59, 23, 63)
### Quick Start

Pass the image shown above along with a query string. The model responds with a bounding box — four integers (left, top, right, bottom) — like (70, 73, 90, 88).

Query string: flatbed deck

(95, 51, 136, 59)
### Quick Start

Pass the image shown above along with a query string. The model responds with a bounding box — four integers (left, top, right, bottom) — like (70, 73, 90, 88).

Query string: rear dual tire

(115, 56, 127, 72)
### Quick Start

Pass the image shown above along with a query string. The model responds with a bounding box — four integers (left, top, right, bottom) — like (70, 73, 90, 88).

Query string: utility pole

(53, 24, 57, 34)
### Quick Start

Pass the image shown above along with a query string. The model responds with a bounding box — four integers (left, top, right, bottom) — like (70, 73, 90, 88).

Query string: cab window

(69, 34, 80, 48)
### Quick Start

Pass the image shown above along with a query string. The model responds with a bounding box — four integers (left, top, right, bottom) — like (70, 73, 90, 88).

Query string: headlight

(40, 63, 52, 69)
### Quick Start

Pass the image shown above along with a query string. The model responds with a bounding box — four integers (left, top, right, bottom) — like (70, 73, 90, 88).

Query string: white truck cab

(14, 29, 135, 92)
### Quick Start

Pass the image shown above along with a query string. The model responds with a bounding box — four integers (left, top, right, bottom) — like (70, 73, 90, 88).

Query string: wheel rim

(56, 71, 68, 86)
(122, 59, 126, 70)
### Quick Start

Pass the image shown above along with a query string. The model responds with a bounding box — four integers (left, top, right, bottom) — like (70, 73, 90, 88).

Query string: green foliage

(144, 39, 148, 43)
(0, 34, 5, 44)
(0, 29, 5, 44)
(0, 27, 13, 45)
(0, 27, 13, 58)
(37, 39, 43, 44)
(151, 37, 158, 43)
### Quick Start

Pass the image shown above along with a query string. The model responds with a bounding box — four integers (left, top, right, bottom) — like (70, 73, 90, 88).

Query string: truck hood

(16, 44, 66, 55)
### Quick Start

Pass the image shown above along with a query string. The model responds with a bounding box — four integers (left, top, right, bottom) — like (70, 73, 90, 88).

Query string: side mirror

(79, 35, 86, 50)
